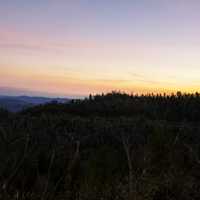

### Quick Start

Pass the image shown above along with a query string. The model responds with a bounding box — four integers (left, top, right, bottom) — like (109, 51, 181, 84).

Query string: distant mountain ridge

(0, 95, 70, 112)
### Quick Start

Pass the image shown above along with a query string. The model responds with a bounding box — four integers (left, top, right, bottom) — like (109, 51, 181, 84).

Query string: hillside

(0, 95, 69, 112)
(1, 92, 200, 200)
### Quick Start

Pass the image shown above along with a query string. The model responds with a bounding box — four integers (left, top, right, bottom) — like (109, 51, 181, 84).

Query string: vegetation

(1, 91, 200, 199)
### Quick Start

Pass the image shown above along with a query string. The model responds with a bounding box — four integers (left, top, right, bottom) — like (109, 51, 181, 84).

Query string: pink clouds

(0, 27, 98, 53)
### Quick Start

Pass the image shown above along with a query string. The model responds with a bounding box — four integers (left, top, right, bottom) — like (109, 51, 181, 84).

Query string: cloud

(0, 28, 97, 52)
(93, 79, 130, 84)
(0, 40, 97, 52)
(130, 73, 144, 78)
(130, 72, 175, 85)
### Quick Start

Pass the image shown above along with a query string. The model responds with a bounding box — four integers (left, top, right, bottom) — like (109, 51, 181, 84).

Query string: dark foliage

(1, 91, 200, 199)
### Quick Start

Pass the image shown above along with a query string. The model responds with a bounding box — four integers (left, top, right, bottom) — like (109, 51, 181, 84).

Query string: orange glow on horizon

(1, 65, 200, 97)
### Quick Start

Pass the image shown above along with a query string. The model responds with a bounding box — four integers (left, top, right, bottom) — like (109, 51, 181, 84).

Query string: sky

(1, 0, 200, 97)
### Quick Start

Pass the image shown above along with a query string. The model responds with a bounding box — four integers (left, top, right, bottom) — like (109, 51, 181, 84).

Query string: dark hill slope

(0, 95, 69, 112)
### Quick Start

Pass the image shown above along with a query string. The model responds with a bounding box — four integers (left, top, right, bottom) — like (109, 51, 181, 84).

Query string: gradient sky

(1, 0, 200, 97)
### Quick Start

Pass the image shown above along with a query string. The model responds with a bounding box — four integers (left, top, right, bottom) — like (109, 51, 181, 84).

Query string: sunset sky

(1, 1, 200, 97)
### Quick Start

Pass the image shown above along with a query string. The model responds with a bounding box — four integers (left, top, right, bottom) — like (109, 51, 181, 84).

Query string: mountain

(0, 95, 69, 112)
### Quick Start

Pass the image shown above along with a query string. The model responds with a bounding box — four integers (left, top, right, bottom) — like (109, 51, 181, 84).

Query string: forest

(1, 91, 200, 200)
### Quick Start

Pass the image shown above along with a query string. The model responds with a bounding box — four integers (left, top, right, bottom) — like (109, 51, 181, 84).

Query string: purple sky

(1, 1, 200, 97)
